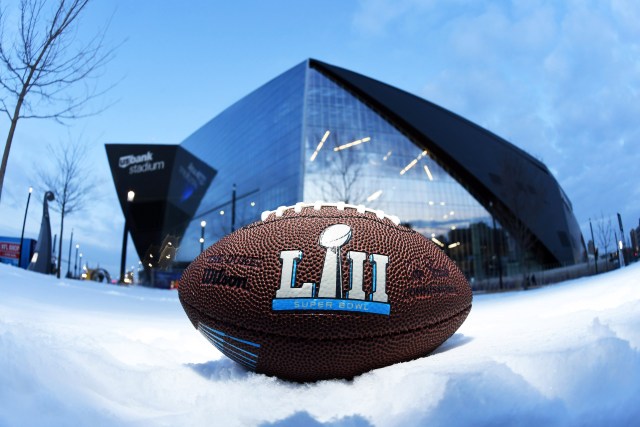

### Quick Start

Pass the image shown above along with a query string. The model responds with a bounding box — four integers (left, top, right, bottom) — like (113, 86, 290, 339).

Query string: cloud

(351, 0, 640, 232)
(352, 0, 436, 37)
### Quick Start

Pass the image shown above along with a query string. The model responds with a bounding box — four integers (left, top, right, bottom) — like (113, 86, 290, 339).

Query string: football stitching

(243, 214, 416, 236)
(261, 202, 402, 225)
(244, 208, 415, 235)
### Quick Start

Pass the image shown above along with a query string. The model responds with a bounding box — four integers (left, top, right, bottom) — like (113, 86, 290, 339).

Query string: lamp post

(74, 244, 79, 278)
(617, 213, 626, 267)
(193, 186, 259, 237)
(231, 184, 237, 232)
(200, 220, 206, 253)
(589, 218, 598, 274)
(52, 234, 57, 273)
(79, 253, 83, 278)
(66, 229, 74, 278)
(19, 186, 33, 267)
(120, 190, 135, 284)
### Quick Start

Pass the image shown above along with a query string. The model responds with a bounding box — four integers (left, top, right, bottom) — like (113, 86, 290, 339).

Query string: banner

(0, 241, 20, 261)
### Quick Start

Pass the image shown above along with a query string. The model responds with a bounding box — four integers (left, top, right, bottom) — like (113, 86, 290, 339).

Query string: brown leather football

(178, 202, 472, 382)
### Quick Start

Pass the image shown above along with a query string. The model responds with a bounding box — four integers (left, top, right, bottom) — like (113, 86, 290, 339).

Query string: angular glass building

(177, 59, 585, 284)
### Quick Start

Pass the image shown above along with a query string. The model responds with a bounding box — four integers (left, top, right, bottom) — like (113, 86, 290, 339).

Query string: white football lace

(261, 202, 401, 225)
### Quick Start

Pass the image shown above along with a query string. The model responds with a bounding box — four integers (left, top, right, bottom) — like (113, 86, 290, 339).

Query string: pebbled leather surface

(178, 204, 472, 380)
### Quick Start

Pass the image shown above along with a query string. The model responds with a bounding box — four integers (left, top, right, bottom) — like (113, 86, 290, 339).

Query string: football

(178, 202, 472, 382)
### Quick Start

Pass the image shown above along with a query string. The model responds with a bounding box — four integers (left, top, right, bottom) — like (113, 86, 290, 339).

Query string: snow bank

(1, 262, 639, 426)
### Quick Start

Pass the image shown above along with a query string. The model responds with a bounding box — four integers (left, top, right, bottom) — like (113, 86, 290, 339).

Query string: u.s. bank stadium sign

(119, 151, 165, 175)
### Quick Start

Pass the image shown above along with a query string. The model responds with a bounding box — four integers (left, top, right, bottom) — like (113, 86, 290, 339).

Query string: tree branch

(1, 0, 118, 202)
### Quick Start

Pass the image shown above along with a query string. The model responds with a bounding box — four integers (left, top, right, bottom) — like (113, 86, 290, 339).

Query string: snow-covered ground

(1, 262, 639, 427)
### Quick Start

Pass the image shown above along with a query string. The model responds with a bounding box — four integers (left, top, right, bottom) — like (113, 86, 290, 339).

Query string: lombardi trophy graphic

(318, 224, 352, 298)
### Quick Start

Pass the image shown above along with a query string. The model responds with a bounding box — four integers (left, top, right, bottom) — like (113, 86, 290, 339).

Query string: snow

(1, 262, 639, 427)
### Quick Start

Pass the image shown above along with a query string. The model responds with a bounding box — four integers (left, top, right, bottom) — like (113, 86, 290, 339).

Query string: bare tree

(319, 140, 367, 205)
(0, 0, 115, 202)
(596, 213, 614, 264)
(38, 139, 96, 278)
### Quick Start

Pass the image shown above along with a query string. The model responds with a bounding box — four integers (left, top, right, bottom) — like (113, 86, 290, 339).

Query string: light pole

(52, 234, 57, 273)
(200, 220, 206, 253)
(120, 190, 135, 284)
(19, 186, 33, 267)
(589, 218, 598, 274)
(231, 184, 237, 232)
(79, 253, 83, 278)
(74, 244, 79, 278)
(617, 213, 626, 267)
(193, 186, 259, 237)
(66, 229, 74, 278)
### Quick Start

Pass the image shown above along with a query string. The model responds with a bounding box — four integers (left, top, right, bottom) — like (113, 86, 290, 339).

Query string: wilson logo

(272, 224, 390, 316)
(201, 268, 248, 289)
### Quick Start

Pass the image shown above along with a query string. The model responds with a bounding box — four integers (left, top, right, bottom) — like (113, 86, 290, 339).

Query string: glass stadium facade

(177, 59, 585, 285)
(302, 67, 502, 281)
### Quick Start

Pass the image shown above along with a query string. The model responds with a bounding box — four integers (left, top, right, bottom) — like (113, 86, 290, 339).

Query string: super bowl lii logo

(272, 224, 391, 316)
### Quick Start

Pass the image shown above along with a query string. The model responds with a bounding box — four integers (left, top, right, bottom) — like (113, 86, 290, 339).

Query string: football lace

(261, 201, 401, 225)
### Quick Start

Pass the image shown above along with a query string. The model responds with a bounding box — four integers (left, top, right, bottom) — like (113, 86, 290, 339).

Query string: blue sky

(1, 0, 639, 275)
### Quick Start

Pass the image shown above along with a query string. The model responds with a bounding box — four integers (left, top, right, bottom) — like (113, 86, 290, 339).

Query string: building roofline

(307, 58, 583, 266)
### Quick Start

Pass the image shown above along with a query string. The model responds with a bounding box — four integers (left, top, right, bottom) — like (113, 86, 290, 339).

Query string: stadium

(108, 59, 585, 287)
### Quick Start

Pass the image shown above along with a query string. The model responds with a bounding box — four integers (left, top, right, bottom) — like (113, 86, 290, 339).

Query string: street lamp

(74, 244, 79, 278)
(120, 190, 135, 284)
(66, 229, 74, 278)
(617, 213, 626, 268)
(589, 218, 598, 274)
(200, 220, 206, 253)
(19, 186, 33, 268)
(79, 253, 83, 278)
(231, 184, 237, 232)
